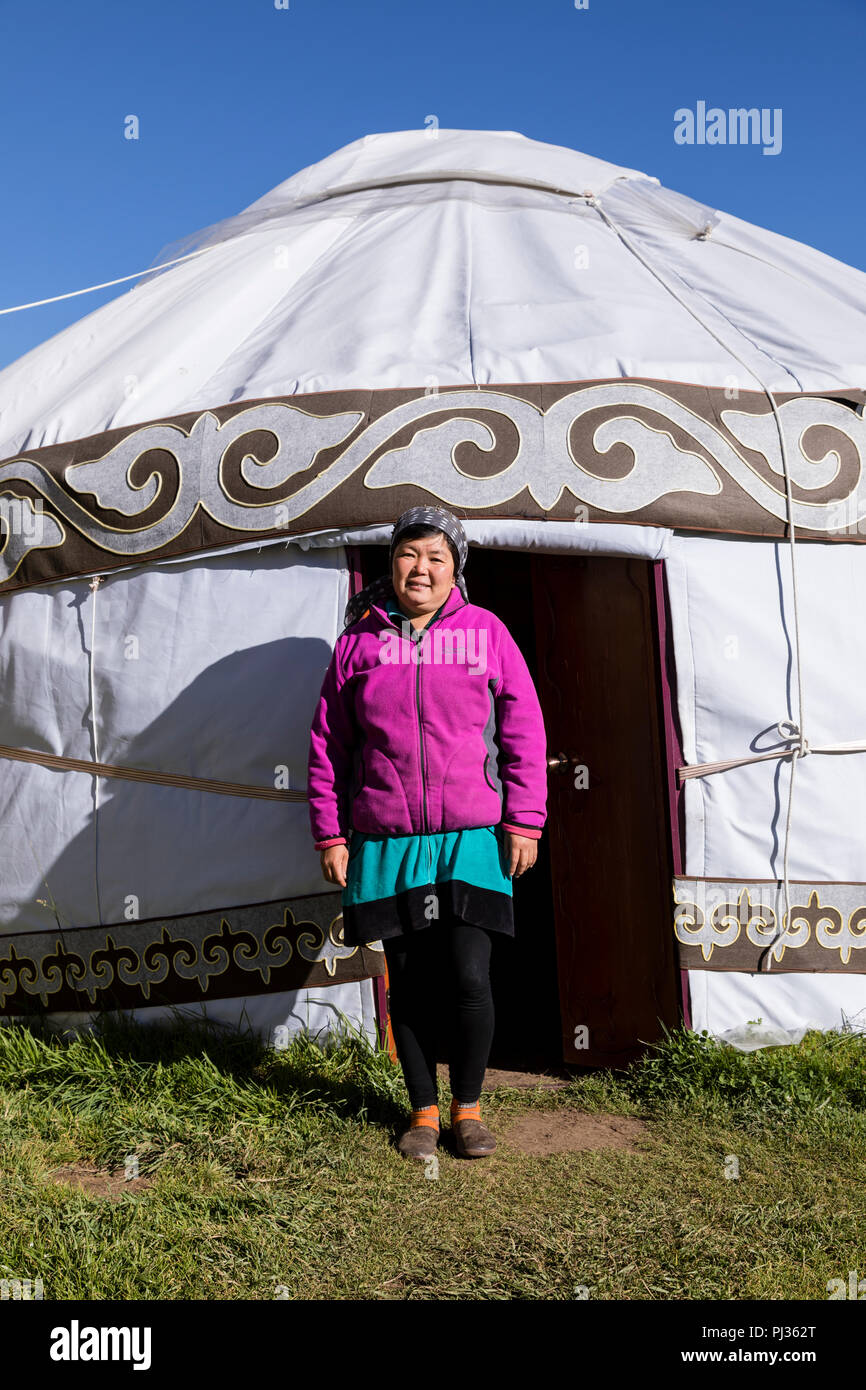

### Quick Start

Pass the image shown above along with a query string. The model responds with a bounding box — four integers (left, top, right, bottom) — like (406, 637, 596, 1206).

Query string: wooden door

(531, 553, 680, 1066)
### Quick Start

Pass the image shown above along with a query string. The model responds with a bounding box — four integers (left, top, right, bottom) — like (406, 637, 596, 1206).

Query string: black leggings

(383, 914, 496, 1108)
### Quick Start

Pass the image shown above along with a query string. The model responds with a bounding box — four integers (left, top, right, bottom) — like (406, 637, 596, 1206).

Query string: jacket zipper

(414, 602, 454, 840)
(415, 655, 427, 833)
(378, 608, 429, 835)
(379, 595, 467, 853)
(415, 654, 433, 885)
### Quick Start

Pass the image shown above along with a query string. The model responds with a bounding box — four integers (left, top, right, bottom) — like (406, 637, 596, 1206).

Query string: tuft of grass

(609, 1021, 866, 1121)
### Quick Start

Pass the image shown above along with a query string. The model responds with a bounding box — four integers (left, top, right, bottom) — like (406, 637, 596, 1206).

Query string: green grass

(1, 1013, 864, 1300)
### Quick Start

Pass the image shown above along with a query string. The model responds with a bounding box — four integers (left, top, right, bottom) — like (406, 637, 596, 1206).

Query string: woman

(307, 506, 548, 1161)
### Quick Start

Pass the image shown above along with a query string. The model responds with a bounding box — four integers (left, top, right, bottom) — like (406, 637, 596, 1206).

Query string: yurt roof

(1, 128, 865, 461)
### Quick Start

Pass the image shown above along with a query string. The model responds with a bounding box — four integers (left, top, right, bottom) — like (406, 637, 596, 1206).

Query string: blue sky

(0, 0, 862, 371)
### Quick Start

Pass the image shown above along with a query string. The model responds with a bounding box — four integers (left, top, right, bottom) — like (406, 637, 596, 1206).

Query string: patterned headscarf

(343, 506, 469, 630)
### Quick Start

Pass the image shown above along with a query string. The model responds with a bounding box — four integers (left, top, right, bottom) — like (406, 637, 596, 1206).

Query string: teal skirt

(341, 824, 514, 945)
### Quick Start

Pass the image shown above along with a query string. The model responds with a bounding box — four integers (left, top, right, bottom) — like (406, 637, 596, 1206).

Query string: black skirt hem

(342, 878, 514, 946)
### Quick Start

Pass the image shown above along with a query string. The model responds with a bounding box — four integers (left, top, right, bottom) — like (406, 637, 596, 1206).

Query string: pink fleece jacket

(307, 584, 548, 849)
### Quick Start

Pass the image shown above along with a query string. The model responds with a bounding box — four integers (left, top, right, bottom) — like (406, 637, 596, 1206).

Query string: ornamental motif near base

(673, 879, 866, 971)
(0, 895, 384, 1014)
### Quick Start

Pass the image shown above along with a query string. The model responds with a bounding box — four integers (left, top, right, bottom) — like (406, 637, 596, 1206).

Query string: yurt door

(530, 553, 681, 1066)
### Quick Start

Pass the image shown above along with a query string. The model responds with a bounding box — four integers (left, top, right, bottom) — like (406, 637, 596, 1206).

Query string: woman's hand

(321, 845, 349, 888)
(503, 831, 538, 879)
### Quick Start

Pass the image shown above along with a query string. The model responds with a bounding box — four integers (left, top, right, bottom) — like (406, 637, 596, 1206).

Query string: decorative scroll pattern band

(1, 379, 864, 594)
(674, 877, 866, 972)
(0, 895, 384, 1015)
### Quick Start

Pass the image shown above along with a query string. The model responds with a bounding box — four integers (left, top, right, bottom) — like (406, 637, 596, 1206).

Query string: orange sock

(409, 1103, 440, 1130)
(451, 1098, 481, 1123)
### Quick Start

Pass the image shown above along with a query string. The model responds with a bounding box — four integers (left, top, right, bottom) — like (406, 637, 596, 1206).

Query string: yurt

(1, 129, 865, 1067)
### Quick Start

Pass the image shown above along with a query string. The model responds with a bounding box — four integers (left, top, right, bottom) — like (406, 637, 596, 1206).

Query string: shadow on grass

(4, 1011, 866, 1141)
(0, 1006, 412, 1133)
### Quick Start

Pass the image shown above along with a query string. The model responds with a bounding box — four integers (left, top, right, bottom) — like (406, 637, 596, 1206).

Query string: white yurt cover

(1, 129, 865, 1048)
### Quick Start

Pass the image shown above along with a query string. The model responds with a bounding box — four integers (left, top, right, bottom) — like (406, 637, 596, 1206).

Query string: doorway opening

(354, 541, 681, 1073)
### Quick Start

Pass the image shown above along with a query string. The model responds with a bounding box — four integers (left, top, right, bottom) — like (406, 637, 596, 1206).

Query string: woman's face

(391, 534, 456, 616)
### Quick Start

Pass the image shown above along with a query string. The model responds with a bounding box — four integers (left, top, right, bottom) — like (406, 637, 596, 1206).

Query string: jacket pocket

(352, 745, 413, 830)
(482, 752, 498, 792)
(440, 739, 501, 827)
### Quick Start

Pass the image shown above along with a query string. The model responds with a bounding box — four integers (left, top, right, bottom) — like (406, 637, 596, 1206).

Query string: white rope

(678, 721, 866, 779)
(0, 246, 214, 316)
(584, 195, 834, 972)
(88, 575, 104, 926)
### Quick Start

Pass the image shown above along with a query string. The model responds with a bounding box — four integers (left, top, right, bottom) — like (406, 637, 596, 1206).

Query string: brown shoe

(396, 1124, 440, 1161)
(452, 1117, 496, 1158)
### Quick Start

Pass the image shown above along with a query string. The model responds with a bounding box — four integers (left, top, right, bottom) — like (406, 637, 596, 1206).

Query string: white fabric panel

(17, 979, 379, 1049)
(0, 544, 347, 929)
(686, 970, 866, 1050)
(1, 130, 864, 459)
(0, 587, 101, 930)
(666, 531, 866, 1042)
(596, 179, 866, 393)
(0, 543, 369, 1041)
